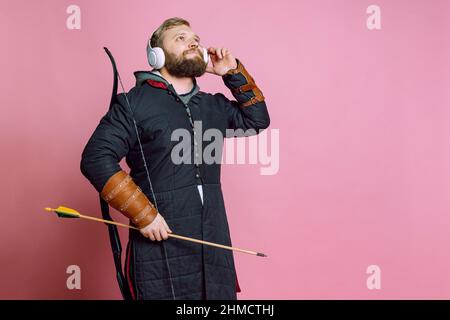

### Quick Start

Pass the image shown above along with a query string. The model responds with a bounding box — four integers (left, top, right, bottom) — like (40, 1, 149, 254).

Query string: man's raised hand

(205, 47, 238, 76)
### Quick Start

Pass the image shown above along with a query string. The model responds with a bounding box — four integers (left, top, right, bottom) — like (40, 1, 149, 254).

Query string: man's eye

(178, 36, 185, 40)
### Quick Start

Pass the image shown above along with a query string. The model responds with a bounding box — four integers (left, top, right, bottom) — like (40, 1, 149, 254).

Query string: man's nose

(189, 38, 199, 48)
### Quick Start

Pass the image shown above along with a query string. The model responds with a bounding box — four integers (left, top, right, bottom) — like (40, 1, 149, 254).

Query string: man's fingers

(207, 48, 221, 62)
(215, 47, 222, 59)
(208, 47, 232, 60)
(148, 232, 156, 241)
(154, 229, 162, 241)
(160, 229, 169, 240)
(208, 47, 218, 55)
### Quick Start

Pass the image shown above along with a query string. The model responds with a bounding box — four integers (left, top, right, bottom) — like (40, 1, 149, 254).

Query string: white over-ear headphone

(147, 38, 209, 70)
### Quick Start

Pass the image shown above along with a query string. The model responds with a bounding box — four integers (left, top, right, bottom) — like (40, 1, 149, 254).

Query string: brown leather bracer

(225, 60, 265, 108)
(100, 170, 157, 229)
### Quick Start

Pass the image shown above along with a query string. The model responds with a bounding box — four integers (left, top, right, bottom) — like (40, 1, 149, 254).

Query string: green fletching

(55, 211, 79, 218)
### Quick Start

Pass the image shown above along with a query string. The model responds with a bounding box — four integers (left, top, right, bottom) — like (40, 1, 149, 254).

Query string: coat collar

(133, 70, 200, 95)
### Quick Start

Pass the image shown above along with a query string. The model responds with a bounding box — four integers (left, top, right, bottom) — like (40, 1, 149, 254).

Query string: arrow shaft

(54, 209, 264, 256)
(166, 233, 259, 255)
(79, 214, 138, 230)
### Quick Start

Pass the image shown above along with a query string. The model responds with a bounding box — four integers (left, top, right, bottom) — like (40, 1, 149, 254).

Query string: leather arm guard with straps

(100, 170, 158, 229)
(223, 59, 265, 108)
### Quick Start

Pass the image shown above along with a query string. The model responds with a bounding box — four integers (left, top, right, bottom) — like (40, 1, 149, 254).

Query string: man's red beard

(164, 48, 207, 78)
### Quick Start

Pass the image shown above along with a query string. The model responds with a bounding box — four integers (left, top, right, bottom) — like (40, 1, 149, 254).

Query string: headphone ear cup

(147, 46, 165, 69)
(203, 47, 209, 65)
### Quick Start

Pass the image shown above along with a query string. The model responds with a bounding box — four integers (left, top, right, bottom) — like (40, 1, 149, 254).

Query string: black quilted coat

(80, 58, 270, 300)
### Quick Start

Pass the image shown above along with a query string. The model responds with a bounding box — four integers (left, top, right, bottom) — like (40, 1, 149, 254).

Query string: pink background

(1, 0, 449, 299)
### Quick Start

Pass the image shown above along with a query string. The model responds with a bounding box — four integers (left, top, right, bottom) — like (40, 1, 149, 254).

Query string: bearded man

(80, 17, 270, 300)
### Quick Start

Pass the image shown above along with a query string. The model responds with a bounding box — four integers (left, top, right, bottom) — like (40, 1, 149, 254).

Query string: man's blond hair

(150, 17, 190, 49)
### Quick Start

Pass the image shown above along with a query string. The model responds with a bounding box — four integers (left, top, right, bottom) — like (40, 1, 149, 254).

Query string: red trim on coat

(236, 273, 241, 293)
(146, 79, 168, 90)
(125, 243, 136, 300)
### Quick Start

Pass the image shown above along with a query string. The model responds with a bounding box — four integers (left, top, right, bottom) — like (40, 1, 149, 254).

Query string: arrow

(44, 206, 268, 257)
